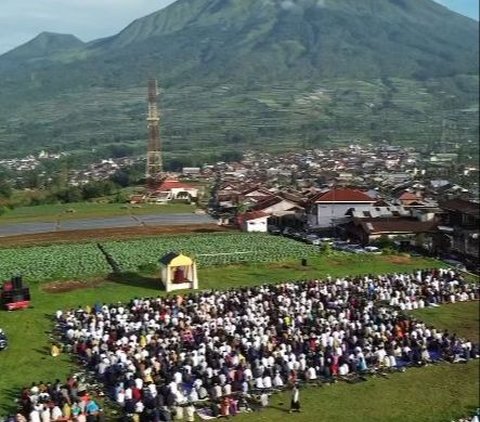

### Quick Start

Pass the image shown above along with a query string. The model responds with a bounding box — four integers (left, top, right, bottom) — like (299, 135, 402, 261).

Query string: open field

(0, 231, 477, 420)
(412, 301, 480, 344)
(231, 360, 479, 422)
(0, 202, 197, 226)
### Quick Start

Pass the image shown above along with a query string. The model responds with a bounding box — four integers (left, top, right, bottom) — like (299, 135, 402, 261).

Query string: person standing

(289, 384, 301, 413)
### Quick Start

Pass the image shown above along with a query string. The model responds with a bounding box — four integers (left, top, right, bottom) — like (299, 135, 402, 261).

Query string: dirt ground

(384, 255, 412, 264)
(0, 224, 229, 248)
(42, 279, 106, 293)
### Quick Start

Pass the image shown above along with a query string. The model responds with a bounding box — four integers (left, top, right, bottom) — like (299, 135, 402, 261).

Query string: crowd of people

(33, 267, 477, 421)
(13, 378, 105, 422)
(6, 268, 477, 421)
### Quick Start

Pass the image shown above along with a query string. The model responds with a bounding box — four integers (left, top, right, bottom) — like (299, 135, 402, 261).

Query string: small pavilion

(159, 252, 198, 292)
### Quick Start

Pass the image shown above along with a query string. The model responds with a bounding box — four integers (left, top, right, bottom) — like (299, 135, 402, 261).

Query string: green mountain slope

(0, 0, 477, 161)
(1, 32, 84, 62)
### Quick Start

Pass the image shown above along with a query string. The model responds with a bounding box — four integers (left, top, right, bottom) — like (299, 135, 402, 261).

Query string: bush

(382, 247, 397, 255)
(137, 263, 158, 274)
(375, 235, 396, 250)
(320, 243, 333, 255)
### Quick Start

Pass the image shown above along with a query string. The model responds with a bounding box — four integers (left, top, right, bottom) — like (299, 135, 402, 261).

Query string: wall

(243, 217, 268, 232)
(314, 203, 373, 228)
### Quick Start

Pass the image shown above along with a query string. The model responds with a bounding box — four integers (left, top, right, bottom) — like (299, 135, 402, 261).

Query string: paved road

(0, 213, 215, 237)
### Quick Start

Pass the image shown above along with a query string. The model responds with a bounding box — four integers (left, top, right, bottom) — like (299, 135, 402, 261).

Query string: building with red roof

(308, 188, 376, 229)
(153, 179, 198, 202)
(397, 191, 422, 206)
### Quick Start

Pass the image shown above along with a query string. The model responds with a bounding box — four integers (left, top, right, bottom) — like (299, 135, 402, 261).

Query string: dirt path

(0, 224, 230, 248)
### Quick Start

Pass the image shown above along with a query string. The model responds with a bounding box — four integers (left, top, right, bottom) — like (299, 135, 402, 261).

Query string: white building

(154, 179, 198, 202)
(238, 211, 270, 232)
(308, 188, 376, 228)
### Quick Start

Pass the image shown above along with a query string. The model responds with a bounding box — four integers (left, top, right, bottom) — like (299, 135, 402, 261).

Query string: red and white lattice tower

(146, 79, 163, 188)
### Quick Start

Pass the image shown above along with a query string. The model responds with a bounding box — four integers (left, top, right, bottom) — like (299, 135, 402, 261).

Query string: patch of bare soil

(0, 224, 230, 248)
(384, 255, 412, 265)
(267, 262, 302, 270)
(42, 278, 105, 293)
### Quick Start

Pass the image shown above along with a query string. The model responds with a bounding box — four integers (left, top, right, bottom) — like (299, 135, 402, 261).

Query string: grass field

(0, 201, 196, 225)
(412, 301, 480, 344)
(0, 250, 477, 420)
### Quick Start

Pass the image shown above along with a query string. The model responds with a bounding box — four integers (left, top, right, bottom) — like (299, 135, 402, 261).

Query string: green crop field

(102, 232, 318, 270)
(0, 233, 319, 282)
(0, 235, 477, 421)
(0, 201, 196, 226)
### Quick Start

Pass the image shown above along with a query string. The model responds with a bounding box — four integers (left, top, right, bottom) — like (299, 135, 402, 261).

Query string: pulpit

(159, 252, 198, 293)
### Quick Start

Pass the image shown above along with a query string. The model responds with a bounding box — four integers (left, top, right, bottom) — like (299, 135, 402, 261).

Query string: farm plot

(102, 233, 316, 271)
(0, 244, 109, 282)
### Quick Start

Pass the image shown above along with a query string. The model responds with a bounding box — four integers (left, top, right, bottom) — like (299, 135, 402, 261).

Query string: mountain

(98, 0, 478, 81)
(0, 0, 478, 162)
(1, 32, 84, 62)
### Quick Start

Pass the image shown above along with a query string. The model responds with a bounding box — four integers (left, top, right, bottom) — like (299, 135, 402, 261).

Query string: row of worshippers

(15, 378, 104, 422)
(52, 268, 478, 421)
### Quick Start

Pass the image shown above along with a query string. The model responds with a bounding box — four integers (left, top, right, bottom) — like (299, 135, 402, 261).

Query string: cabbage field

(102, 233, 316, 271)
(0, 243, 109, 282)
(0, 233, 317, 282)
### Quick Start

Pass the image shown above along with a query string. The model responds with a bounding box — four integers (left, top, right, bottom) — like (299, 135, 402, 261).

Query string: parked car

(364, 246, 382, 254)
(442, 259, 467, 272)
(319, 237, 334, 245)
(268, 225, 281, 235)
(305, 234, 320, 244)
(333, 240, 350, 250)
(344, 244, 366, 254)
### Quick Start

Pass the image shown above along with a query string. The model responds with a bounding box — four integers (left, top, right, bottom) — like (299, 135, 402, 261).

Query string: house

(251, 195, 306, 228)
(397, 191, 422, 206)
(349, 205, 410, 219)
(237, 211, 270, 232)
(348, 218, 438, 245)
(129, 195, 145, 204)
(240, 186, 275, 207)
(252, 195, 304, 215)
(154, 179, 198, 202)
(436, 199, 479, 262)
(182, 167, 201, 177)
(307, 188, 376, 229)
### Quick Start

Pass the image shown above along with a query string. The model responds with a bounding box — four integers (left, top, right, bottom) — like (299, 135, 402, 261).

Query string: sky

(0, 0, 478, 55)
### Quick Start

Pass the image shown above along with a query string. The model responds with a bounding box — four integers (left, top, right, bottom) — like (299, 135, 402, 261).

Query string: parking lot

(268, 226, 382, 254)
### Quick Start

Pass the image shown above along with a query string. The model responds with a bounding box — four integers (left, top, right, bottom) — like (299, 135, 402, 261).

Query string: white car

(305, 234, 320, 244)
(364, 246, 382, 254)
(345, 245, 366, 254)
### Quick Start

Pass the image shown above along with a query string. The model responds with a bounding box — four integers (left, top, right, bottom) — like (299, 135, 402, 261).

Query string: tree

(55, 187, 83, 203)
(110, 170, 130, 188)
(0, 178, 12, 199)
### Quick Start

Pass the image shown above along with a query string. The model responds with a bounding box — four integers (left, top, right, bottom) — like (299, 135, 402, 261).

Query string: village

(1, 142, 478, 274)
(89, 142, 477, 275)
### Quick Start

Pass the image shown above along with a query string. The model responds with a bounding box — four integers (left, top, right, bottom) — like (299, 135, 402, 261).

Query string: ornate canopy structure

(159, 252, 198, 293)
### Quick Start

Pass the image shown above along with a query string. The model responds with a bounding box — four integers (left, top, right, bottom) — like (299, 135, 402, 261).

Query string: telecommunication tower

(146, 79, 163, 187)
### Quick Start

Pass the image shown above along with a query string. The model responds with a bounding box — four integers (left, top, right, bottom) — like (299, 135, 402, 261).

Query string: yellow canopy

(170, 254, 193, 266)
